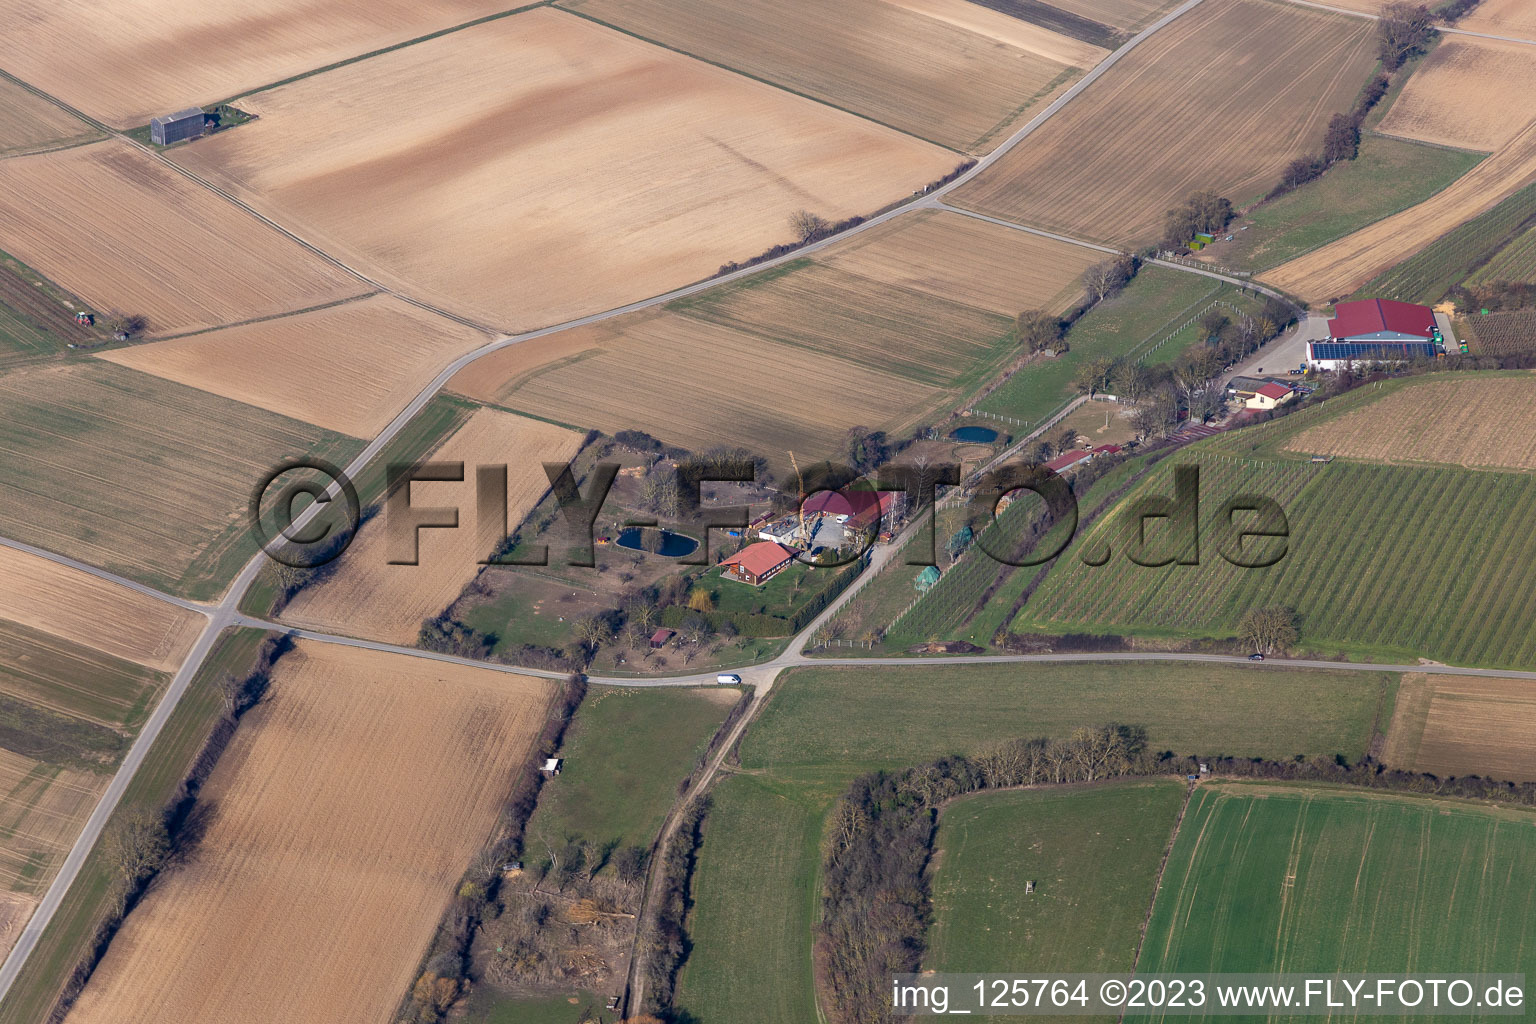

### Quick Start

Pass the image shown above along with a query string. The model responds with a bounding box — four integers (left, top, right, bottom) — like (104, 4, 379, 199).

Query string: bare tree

(104, 807, 169, 892)
(1015, 309, 1064, 353)
(1238, 605, 1299, 654)
(1378, 2, 1433, 69)
(789, 209, 830, 244)
(1081, 257, 1132, 304)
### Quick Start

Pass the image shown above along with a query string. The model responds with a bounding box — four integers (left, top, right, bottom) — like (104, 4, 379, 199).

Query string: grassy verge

(0, 628, 271, 1024)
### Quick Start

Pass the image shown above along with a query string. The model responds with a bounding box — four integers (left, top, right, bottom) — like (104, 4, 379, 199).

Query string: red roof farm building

(1308, 299, 1442, 369)
(801, 489, 895, 530)
(719, 541, 796, 586)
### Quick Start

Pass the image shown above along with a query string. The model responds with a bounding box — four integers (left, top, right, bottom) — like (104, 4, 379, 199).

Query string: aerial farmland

(0, 0, 1534, 1022)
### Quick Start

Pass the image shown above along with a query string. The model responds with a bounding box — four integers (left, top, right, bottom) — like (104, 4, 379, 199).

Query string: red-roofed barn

(719, 541, 796, 586)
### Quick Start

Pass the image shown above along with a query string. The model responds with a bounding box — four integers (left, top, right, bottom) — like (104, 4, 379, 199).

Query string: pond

(614, 526, 699, 558)
(949, 425, 998, 443)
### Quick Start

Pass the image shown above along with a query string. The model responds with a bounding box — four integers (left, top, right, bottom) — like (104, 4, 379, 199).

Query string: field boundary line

(1121, 777, 1198, 1012)
(144, 291, 382, 343)
(0, 537, 210, 614)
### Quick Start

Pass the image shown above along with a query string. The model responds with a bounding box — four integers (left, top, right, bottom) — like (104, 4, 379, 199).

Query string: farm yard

(0, 141, 365, 336)
(98, 294, 492, 438)
(1266, 123, 1536, 302)
(1282, 375, 1536, 471)
(171, 8, 957, 332)
(926, 782, 1185, 984)
(280, 406, 584, 644)
(1384, 674, 1536, 784)
(1135, 784, 1536, 1001)
(0, 0, 521, 129)
(61, 639, 555, 1024)
(1014, 441, 1536, 668)
(559, 0, 1096, 151)
(0, 361, 359, 600)
(951, 0, 1378, 246)
(0, 81, 96, 158)
(1377, 37, 1536, 153)
(0, 544, 203, 673)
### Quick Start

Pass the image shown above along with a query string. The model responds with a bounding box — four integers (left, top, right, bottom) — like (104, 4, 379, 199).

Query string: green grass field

(462, 988, 608, 1024)
(1134, 783, 1536, 1022)
(744, 662, 1389, 777)
(525, 686, 738, 858)
(673, 773, 828, 1024)
(1219, 136, 1481, 272)
(1354, 180, 1536, 303)
(0, 628, 271, 1024)
(978, 269, 1225, 427)
(1014, 397, 1536, 667)
(927, 780, 1185, 986)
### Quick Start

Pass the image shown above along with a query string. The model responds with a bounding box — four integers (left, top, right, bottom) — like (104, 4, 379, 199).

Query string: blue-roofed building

(1307, 340, 1439, 370)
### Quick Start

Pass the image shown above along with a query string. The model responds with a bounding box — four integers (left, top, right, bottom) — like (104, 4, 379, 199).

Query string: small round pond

(949, 425, 998, 443)
(615, 527, 699, 558)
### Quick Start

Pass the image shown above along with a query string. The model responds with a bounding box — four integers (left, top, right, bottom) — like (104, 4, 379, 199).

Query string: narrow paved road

(1276, 0, 1536, 46)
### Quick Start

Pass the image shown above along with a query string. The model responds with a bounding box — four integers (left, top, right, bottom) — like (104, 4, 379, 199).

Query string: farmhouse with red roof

(1245, 381, 1294, 411)
(719, 540, 796, 586)
(1308, 298, 1442, 370)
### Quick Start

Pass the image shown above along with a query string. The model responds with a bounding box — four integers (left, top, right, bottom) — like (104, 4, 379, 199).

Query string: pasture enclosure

(746, 662, 1388, 772)
(0, 544, 203, 673)
(0, 81, 96, 158)
(63, 639, 554, 1024)
(1282, 375, 1536, 471)
(952, 0, 1378, 245)
(561, 0, 1093, 151)
(99, 294, 491, 437)
(1137, 784, 1536, 993)
(0, 0, 521, 129)
(280, 406, 584, 644)
(172, 9, 955, 332)
(1385, 674, 1536, 784)
(1377, 37, 1536, 153)
(0, 361, 359, 600)
(1015, 443, 1536, 668)
(1266, 122, 1536, 302)
(927, 781, 1185, 984)
(817, 208, 1098, 315)
(0, 141, 364, 336)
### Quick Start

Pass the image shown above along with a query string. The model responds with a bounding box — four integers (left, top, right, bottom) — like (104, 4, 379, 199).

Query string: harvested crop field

(63, 639, 554, 1024)
(280, 407, 584, 644)
(562, 0, 1093, 151)
(1283, 375, 1536, 471)
(172, 9, 955, 332)
(0, 141, 364, 336)
(99, 294, 491, 437)
(1456, 0, 1536, 42)
(0, 0, 522, 129)
(1265, 121, 1536, 301)
(0, 80, 95, 158)
(1013, 0, 1179, 33)
(1378, 38, 1536, 152)
(816, 209, 1097, 315)
(0, 544, 203, 673)
(1386, 674, 1536, 783)
(0, 361, 360, 600)
(0, 620, 164, 731)
(0, 749, 106, 897)
(952, 0, 1377, 245)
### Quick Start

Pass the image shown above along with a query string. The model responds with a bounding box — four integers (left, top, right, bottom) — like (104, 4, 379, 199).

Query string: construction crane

(787, 450, 807, 545)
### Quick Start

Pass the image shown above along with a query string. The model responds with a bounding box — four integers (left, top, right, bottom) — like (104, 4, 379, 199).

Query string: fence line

(1135, 299, 1244, 364)
(1157, 251, 1252, 277)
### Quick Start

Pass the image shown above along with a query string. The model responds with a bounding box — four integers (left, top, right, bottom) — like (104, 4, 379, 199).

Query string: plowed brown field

(951, 0, 1377, 245)
(280, 407, 584, 643)
(562, 0, 1092, 150)
(1378, 38, 1536, 152)
(1283, 376, 1536, 470)
(1456, 0, 1536, 42)
(0, 141, 363, 335)
(1386, 674, 1536, 783)
(99, 295, 491, 437)
(0, 0, 520, 129)
(64, 640, 553, 1024)
(1265, 121, 1536, 301)
(0, 80, 95, 157)
(170, 9, 955, 332)
(0, 545, 203, 673)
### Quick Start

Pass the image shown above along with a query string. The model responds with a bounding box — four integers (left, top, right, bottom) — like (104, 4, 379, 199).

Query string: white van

(716, 673, 741, 685)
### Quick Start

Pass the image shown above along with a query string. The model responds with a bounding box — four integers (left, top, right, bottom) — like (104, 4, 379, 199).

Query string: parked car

(716, 673, 742, 684)
(1248, 653, 1265, 661)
